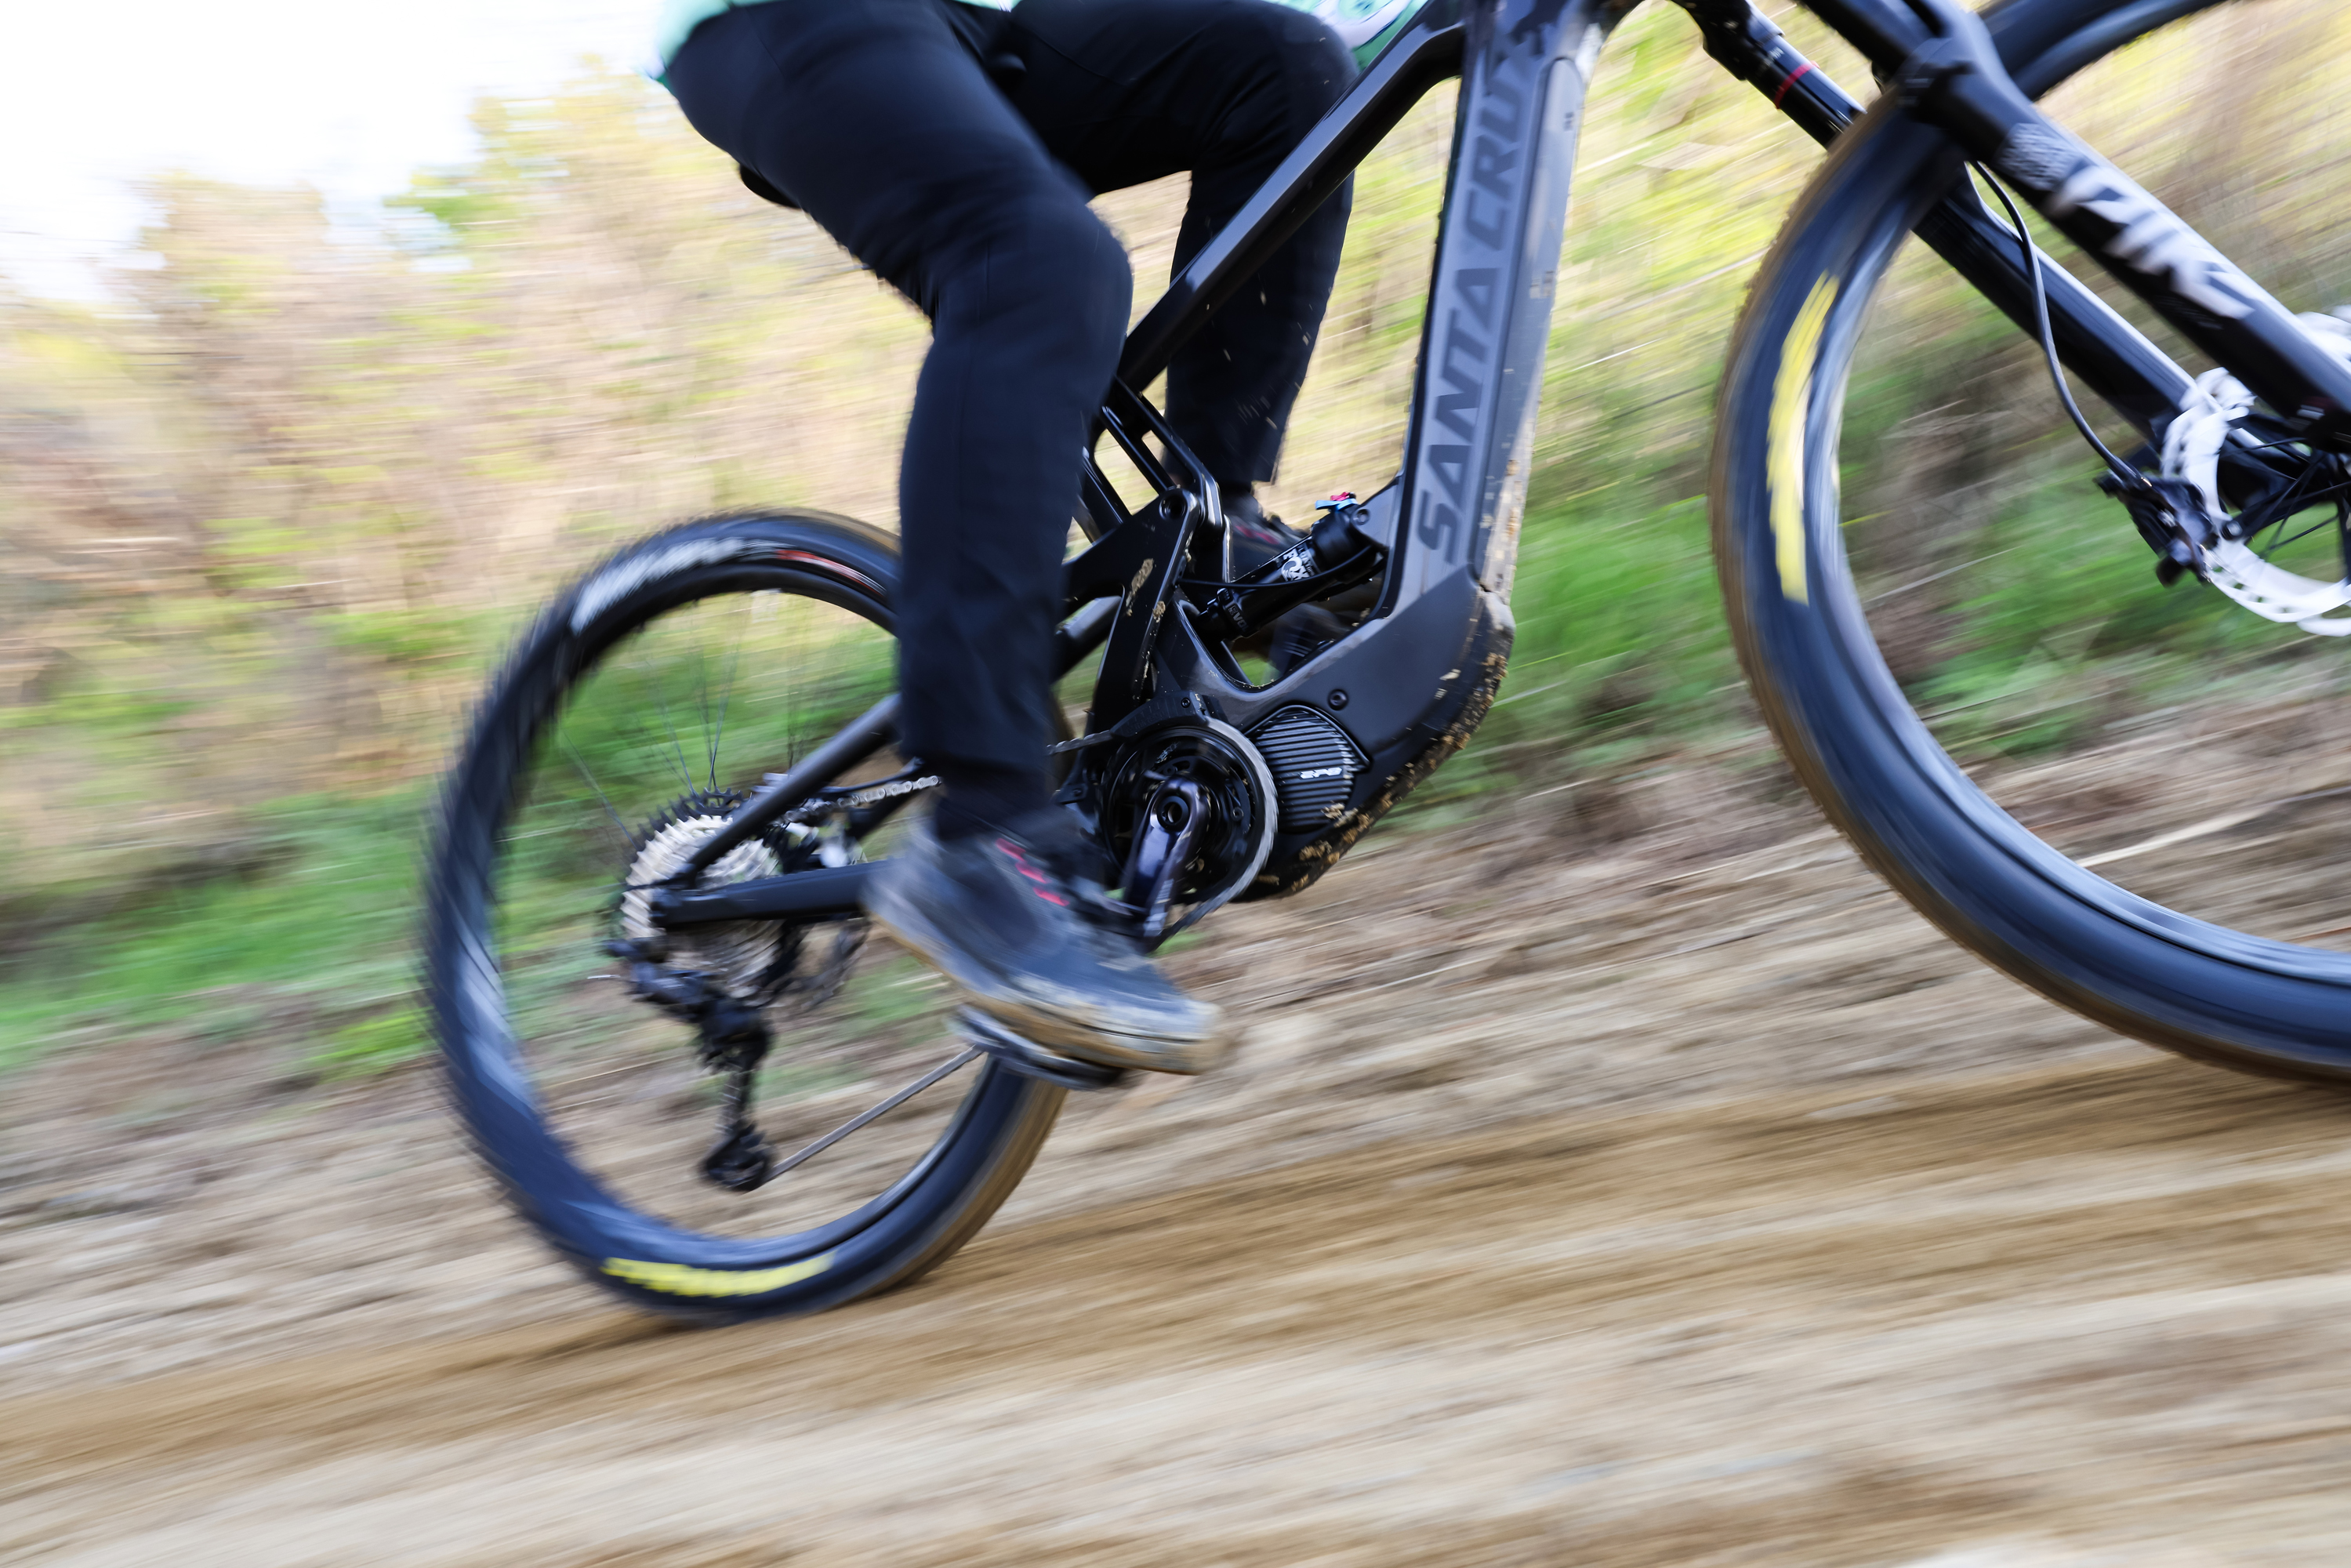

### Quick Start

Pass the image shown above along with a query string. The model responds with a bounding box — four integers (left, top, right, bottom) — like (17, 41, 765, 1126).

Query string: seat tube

(1391, 0, 1624, 608)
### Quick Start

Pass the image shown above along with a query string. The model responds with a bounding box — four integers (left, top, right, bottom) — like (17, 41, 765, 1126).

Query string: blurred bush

(2, 1, 2342, 1059)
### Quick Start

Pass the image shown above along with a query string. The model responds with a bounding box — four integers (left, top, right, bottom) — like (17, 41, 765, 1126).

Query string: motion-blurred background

(3, 2, 2346, 1075)
(18, 5, 2351, 1563)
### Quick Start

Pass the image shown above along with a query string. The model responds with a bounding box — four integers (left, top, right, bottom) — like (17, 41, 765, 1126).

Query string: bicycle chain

(777, 773, 939, 825)
(767, 774, 936, 1011)
(616, 776, 936, 1012)
(782, 919, 867, 1013)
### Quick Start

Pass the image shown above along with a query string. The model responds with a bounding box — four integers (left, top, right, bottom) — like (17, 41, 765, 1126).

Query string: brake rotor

(2161, 310, 2351, 635)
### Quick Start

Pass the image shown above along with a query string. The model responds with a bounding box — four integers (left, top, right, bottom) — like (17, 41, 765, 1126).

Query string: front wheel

(424, 513, 1064, 1319)
(1714, 0, 2351, 1080)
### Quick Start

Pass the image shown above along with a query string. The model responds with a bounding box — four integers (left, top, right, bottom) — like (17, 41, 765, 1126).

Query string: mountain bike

(426, 0, 2351, 1319)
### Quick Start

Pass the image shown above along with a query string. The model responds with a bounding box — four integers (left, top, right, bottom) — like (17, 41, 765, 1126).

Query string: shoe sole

(863, 903, 1228, 1076)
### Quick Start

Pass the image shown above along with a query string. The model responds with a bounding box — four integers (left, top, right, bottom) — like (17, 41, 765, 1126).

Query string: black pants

(666, 0, 1354, 775)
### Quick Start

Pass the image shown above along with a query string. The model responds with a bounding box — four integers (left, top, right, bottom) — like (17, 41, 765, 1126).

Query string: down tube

(1391, 0, 1618, 611)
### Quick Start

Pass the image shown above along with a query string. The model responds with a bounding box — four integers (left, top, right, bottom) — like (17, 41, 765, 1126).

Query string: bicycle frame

(670, 0, 2329, 915)
(1049, 0, 2350, 903)
(1058, 0, 1611, 901)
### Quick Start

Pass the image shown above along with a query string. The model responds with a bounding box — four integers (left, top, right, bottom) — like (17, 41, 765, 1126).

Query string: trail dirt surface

(9, 771, 2351, 1566)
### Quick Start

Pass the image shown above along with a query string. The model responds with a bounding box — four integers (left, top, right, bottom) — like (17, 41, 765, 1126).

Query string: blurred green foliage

(4, 0, 2346, 1069)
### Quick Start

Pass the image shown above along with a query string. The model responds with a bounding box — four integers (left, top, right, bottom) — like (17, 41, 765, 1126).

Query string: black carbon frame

(1049, 0, 2244, 899)
(683, 0, 2264, 901)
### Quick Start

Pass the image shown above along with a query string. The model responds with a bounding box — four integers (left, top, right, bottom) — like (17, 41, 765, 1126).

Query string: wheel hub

(620, 793, 789, 1000)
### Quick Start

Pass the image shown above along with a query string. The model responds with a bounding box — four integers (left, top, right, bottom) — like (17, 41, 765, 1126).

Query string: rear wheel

(424, 513, 1064, 1319)
(1714, 0, 2351, 1080)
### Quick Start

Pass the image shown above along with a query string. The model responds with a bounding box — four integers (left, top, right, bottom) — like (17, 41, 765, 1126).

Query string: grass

(0, 605, 911, 1082)
(9, 318, 2345, 1087)
(0, 789, 429, 1076)
(1439, 485, 1742, 802)
(2, 453, 2336, 1085)
(13, 0, 2346, 1087)
(9, 396, 2337, 1087)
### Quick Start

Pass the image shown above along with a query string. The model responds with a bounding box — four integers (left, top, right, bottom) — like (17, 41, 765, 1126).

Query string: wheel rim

(451, 552, 1029, 1265)
(1835, 0, 2351, 953)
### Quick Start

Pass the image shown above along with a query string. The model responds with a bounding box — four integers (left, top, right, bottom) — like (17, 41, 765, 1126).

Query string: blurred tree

(2, 0, 2342, 960)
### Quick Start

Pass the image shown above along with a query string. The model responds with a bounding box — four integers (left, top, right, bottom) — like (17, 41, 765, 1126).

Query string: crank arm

(1119, 778, 1209, 943)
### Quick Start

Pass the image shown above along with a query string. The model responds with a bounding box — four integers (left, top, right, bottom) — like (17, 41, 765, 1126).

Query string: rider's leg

(1007, 0, 1357, 499)
(667, 0, 1122, 811)
(665, 0, 1224, 1069)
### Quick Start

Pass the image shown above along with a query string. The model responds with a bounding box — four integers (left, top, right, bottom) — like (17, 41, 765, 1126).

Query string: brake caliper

(2141, 313, 2351, 635)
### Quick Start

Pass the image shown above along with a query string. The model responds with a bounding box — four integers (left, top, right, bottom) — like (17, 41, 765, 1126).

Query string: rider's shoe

(1224, 490, 1351, 675)
(864, 812, 1228, 1075)
(1224, 489, 1307, 576)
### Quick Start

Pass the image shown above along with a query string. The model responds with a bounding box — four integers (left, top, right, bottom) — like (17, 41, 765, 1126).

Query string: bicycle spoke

(783, 593, 800, 772)
(633, 650, 702, 796)
(691, 619, 716, 793)
(562, 732, 640, 852)
(498, 560, 988, 1243)
(2258, 514, 2336, 557)
(706, 597, 750, 793)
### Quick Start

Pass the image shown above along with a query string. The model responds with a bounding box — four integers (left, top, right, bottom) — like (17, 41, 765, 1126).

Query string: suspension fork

(1678, 0, 2190, 437)
(1885, 0, 2351, 448)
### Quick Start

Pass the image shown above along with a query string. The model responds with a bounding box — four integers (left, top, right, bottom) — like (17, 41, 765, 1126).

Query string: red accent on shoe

(997, 838, 1072, 906)
(1230, 516, 1286, 546)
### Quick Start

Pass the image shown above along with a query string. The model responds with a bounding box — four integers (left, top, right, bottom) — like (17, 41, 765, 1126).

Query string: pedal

(957, 1007, 1130, 1091)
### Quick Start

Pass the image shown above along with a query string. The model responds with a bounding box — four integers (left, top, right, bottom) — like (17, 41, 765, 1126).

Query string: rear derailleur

(604, 938, 778, 1192)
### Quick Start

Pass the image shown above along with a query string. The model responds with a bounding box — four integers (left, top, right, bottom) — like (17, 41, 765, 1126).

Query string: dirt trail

(9, 771, 2351, 1565)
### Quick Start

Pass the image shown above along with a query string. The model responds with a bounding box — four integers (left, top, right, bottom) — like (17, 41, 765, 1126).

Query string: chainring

(1097, 717, 1277, 939)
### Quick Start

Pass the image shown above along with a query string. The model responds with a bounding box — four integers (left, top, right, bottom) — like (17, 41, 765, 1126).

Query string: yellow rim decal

(1767, 275, 1840, 605)
(601, 1253, 834, 1298)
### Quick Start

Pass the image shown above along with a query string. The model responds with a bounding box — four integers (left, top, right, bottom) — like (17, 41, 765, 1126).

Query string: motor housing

(1248, 705, 1366, 835)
